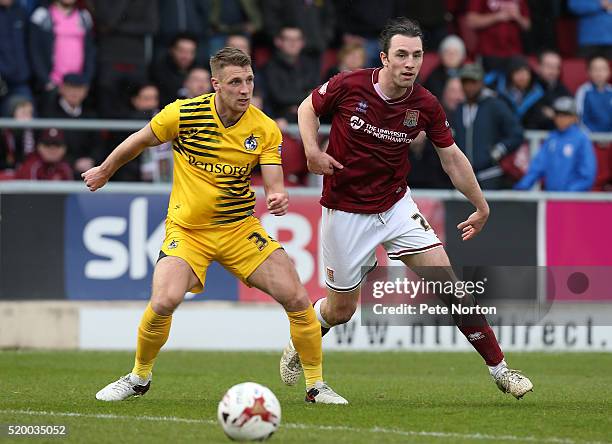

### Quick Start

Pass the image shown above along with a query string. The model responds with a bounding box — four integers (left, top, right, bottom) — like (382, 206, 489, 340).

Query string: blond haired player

(84, 48, 346, 404)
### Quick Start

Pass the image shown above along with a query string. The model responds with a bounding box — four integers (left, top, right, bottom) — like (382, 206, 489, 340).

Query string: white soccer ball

(217, 382, 281, 441)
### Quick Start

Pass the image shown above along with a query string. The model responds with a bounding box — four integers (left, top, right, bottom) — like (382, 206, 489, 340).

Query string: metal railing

(1, 118, 611, 148)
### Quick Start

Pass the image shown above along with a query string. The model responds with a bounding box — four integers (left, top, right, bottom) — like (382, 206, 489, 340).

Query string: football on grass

(217, 382, 281, 441)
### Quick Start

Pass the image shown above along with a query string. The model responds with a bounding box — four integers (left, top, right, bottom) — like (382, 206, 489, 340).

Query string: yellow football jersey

(150, 93, 282, 228)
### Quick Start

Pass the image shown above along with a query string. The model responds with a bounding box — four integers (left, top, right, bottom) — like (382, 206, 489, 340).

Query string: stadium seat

(280, 133, 308, 186)
(250, 133, 308, 187)
(561, 58, 588, 95)
(253, 46, 272, 69)
(555, 17, 578, 58)
(321, 49, 338, 79)
(593, 142, 612, 191)
(0, 170, 15, 180)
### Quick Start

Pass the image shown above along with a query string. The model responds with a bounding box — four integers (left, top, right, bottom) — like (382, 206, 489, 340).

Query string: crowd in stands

(0, 0, 610, 190)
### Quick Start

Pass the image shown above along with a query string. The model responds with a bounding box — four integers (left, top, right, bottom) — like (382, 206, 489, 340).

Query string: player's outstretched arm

(297, 94, 343, 175)
(82, 124, 163, 192)
(436, 143, 490, 241)
(261, 164, 289, 216)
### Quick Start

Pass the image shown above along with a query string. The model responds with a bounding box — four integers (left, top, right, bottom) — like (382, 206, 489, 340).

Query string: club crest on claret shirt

(403, 109, 419, 127)
(356, 100, 368, 113)
(244, 134, 259, 151)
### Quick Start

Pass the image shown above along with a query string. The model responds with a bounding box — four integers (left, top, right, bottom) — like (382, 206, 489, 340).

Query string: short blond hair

(209, 47, 252, 77)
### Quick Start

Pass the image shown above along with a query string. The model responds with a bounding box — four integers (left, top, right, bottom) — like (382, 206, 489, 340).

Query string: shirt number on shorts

(411, 213, 431, 231)
(248, 232, 268, 251)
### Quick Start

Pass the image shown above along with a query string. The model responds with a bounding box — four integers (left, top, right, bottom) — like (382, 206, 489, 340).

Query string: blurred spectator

(15, 128, 73, 180)
(0, 96, 35, 173)
(525, 0, 561, 54)
(89, 0, 159, 118)
(324, 42, 367, 80)
(225, 34, 252, 56)
(156, 0, 210, 65)
(568, 0, 612, 59)
(29, 0, 95, 98)
(441, 76, 466, 113)
(396, 0, 449, 50)
(449, 63, 524, 189)
(106, 83, 160, 182)
(261, 0, 335, 73)
(422, 35, 466, 99)
(334, 0, 403, 67)
(127, 83, 160, 120)
(208, 0, 262, 56)
(494, 57, 546, 129)
(515, 96, 596, 191)
(0, 0, 32, 116)
(16, 0, 37, 15)
(152, 33, 197, 106)
(264, 26, 319, 122)
(466, 0, 531, 72)
(39, 73, 100, 178)
(532, 50, 571, 130)
(576, 55, 612, 132)
(178, 66, 212, 99)
(409, 77, 464, 189)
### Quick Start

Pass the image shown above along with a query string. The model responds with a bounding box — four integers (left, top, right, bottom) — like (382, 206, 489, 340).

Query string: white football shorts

(321, 191, 443, 291)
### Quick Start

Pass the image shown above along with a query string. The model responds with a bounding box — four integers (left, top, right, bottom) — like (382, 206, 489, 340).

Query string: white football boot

(495, 369, 534, 399)
(95, 373, 151, 401)
(279, 341, 302, 386)
(305, 381, 348, 404)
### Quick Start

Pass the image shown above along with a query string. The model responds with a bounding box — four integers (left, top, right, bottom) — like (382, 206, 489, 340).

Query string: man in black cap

(39, 72, 101, 178)
(515, 96, 596, 191)
(448, 63, 524, 189)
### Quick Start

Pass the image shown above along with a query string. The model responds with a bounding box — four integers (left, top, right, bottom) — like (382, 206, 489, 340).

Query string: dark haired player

(280, 18, 533, 400)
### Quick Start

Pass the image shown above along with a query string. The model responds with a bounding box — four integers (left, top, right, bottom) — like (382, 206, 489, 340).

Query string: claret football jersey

(150, 93, 282, 228)
(311, 68, 454, 214)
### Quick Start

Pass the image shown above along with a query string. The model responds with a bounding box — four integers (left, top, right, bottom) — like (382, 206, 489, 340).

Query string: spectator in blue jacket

(449, 63, 524, 190)
(575, 55, 612, 133)
(495, 57, 546, 129)
(515, 97, 596, 191)
(0, 0, 31, 116)
(568, 0, 612, 58)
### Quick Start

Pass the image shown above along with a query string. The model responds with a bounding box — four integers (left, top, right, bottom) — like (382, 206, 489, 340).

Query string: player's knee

(151, 291, 183, 315)
(281, 285, 310, 312)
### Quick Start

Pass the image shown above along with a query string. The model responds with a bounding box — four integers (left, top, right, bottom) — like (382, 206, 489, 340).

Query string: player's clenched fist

(266, 192, 289, 216)
(306, 152, 344, 175)
(81, 166, 111, 192)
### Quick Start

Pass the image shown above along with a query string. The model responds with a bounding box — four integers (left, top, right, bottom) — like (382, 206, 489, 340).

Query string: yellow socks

(132, 303, 172, 379)
(286, 306, 323, 387)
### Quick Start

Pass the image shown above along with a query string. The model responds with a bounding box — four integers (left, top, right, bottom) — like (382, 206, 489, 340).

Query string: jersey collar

(371, 68, 414, 104)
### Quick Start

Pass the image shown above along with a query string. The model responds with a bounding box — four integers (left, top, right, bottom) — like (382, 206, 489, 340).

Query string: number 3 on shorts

(411, 213, 431, 231)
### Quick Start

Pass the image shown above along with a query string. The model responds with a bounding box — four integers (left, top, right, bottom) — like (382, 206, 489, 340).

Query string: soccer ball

(217, 382, 281, 441)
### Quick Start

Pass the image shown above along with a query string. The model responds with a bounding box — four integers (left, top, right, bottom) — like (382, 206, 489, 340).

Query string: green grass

(0, 351, 611, 443)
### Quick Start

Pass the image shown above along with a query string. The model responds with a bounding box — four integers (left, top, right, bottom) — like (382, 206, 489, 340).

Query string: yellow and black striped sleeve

(259, 125, 283, 165)
(150, 100, 181, 143)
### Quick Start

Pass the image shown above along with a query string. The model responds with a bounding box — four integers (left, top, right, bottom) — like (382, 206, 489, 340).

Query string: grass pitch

(1, 351, 611, 443)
